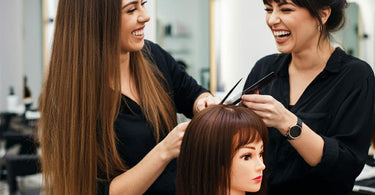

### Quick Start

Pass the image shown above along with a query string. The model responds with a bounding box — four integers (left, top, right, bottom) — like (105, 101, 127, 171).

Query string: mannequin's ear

(319, 7, 332, 25)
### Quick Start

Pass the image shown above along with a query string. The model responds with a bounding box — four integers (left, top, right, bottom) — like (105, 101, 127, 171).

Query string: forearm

(109, 144, 171, 195)
(279, 113, 324, 166)
(288, 124, 324, 166)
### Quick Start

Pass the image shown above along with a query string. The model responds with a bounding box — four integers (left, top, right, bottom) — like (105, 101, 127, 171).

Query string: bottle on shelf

(6, 86, 18, 113)
(23, 76, 32, 111)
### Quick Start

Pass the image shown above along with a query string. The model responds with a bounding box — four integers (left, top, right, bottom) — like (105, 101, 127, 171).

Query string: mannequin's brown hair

(177, 105, 268, 195)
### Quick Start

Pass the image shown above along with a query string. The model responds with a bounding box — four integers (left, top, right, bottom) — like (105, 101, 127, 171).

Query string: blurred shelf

(166, 49, 191, 54)
(163, 34, 191, 39)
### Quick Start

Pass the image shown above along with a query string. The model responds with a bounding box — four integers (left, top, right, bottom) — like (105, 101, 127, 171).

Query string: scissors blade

(219, 78, 243, 105)
(228, 72, 276, 105)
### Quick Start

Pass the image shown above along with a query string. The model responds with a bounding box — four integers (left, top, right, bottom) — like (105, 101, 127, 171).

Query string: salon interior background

(0, 0, 374, 112)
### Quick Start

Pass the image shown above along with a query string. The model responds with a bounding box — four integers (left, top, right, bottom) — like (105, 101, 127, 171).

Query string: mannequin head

(177, 105, 268, 195)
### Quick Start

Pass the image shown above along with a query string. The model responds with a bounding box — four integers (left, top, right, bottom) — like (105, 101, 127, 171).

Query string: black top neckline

(276, 47, 344, 77)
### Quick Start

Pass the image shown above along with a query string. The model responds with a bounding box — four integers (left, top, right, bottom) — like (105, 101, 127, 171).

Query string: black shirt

(244, 48, 375, 194)
(98, 41, 208, 194)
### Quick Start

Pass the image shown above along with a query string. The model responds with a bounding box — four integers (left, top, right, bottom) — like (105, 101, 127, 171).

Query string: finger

(205, 97, 215, 107)
(243, 101, 276, 114)
(242, 101, 266, 111)
(178, 121, 190, 132)
(251, 109, 269, 118)
(213, 96, 221, 104)
(242, 94, 272, 103)
(196, 100, 205, 112)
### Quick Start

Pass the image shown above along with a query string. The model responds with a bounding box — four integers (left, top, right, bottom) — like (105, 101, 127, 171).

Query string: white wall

(218, 0, 277, 95)
(0, 0, 24, 112)
(144, 0, 156, 42)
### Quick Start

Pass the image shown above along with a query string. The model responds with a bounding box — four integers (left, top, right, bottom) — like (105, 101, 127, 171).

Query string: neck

(290, 39, 334, 72)
(120, 52, 130, 79)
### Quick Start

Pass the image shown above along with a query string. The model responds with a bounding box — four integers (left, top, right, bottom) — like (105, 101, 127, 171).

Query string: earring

(318, 24, 323, 32)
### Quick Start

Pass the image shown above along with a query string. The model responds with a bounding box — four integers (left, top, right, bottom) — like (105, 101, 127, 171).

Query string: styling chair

(5, 155, 41, 195)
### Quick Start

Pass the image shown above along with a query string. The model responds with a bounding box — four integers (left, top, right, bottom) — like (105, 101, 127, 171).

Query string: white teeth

(132, 29, 144, 36)
(273, 31, 290, 37)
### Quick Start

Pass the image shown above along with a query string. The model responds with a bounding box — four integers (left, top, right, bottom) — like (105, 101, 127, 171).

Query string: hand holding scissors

(220, 72, 276, 105)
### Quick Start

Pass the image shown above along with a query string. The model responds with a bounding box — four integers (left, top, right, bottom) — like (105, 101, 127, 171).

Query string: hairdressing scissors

(219, 78, 243, 105)
(227, 72, 276, 105)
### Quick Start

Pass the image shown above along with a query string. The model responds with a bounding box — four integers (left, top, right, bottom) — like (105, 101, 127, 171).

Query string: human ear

(319, 7, 332, 25)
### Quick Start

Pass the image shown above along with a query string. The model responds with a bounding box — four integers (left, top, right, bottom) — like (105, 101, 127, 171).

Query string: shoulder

(143, 39, 161, 52)
(245, 53, 288, 88)
(338, 50, 374, 81)
(257, 53, 287, 64)
(252, 53, 289, 74)
(143, 40, 167, 58)
(142, 40, 174, 68)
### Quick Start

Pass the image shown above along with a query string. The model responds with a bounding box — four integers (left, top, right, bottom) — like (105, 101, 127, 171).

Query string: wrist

(279, 113, 298, 135)
(285, 117, 303, 140)
(155, 141, 173, 162)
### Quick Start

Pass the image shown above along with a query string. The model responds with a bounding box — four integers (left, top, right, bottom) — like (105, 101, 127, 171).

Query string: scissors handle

(229, 72, 276, 105)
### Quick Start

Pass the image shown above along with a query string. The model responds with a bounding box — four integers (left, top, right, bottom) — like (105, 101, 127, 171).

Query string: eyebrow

(122, 0, 138, 9)
(240, 145, 264, 150)
(278, 1, 296, 7)
(265, 1, 294, 7)
(241, 146, 256, 150)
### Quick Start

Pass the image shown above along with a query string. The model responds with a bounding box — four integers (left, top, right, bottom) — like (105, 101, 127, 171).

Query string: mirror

(332, 2, 360, 57)
(23, 0, 44, 110)
(0, 0, 45, 112)
(155, 0, 210, 89)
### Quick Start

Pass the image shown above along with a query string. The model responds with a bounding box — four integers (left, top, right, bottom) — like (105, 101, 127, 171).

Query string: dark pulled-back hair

(177, 105, 268, 195)
(263, 0, 348, 38)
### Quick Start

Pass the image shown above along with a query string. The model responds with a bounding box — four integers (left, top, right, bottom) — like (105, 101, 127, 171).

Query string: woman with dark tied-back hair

(177, 105, 268, 195)
(38, 0, 219, 194)
(241, 0, 375, 194)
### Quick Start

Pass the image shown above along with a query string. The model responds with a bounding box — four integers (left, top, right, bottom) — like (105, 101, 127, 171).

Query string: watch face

(290, 126, 302, 138)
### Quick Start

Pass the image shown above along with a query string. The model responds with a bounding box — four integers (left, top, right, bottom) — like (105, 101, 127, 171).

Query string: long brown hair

(38, 0, 176, 194)
(177, 105, 268, 195)
(130, 49, 177, 141)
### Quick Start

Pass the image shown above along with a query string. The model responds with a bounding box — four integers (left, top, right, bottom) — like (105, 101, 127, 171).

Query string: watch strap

(296, 117, 302, 128)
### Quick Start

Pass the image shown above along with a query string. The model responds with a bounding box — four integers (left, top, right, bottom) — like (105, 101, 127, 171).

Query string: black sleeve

(312, 72, 375, 183)
(244, 60, 264, 89)
(244, 54, 279, 89)
(146, 41, 209, 118)
(97, 181, 110, 195)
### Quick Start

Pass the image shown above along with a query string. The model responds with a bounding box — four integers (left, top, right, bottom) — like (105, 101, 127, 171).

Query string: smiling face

(230, 141, 265, 194)
(120, 0, 150, 53)
(264, 0, 320, 53)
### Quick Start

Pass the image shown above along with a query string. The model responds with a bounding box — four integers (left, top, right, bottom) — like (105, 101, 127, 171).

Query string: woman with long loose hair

(38, 0, 217, 194)
(177, 105, 268, 195)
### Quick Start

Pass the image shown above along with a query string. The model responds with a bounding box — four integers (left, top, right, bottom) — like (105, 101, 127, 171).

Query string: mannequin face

(120, 0, 150, 53)
(230, 141, 265, 194)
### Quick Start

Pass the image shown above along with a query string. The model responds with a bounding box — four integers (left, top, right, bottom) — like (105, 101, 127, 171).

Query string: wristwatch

(285, 117, 302, 140)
